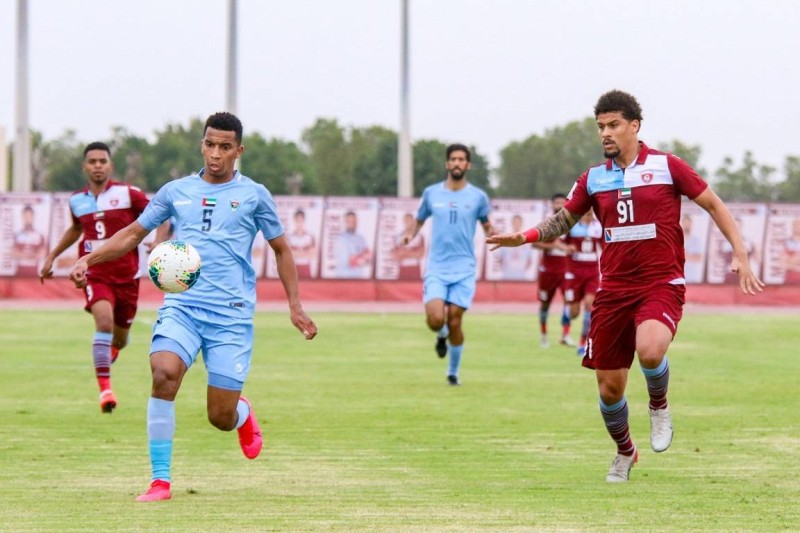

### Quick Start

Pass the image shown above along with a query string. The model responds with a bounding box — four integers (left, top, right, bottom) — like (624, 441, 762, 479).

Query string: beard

(450, 169, 466, 180)
(603, 147, 620, 159)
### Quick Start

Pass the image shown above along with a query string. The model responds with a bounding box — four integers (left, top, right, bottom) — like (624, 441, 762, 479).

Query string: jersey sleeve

(137, 183, 173, 232)
(129, 186, 150, 215)
(477, 190, 491, 223)
(563, 171, 592, 217)
(667, 154, 709, 200)
(255, 185, 283, 241)
(416, 189, 431, 222)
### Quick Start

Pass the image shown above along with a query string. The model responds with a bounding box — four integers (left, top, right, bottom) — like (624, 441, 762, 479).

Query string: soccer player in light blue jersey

(69, 112, 318, 502)
(404, 144, 493, 386)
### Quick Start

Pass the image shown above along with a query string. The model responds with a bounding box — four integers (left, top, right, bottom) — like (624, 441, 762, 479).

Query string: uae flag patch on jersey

(202, 197, 217, 207)
(617, 188, 631, 199)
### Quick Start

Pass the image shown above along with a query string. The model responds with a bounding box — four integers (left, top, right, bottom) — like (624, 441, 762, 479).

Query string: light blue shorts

(423, 274, 476, 310)
(150, 305, 253, 390)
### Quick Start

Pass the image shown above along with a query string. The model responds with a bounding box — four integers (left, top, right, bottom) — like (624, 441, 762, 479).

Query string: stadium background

(3, 191, 799, 306)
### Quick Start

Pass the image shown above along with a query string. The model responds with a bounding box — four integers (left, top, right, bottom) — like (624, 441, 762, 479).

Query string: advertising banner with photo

(484, 199, 546, 281)
(706, 202, 766, 284)
(374, 197, 431, 281)
(679, 201, 712, 283)
(266, 196, 324, 279)
(763, 203, 800, 285)
(320, 196, 379, 280)
(0, 193, 52, 277)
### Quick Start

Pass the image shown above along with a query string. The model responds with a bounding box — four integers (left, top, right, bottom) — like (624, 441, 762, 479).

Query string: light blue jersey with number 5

(138, 169, 283, 317)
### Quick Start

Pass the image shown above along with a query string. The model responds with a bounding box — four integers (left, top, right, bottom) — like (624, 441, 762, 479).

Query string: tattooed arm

(486, 208, 581, 250)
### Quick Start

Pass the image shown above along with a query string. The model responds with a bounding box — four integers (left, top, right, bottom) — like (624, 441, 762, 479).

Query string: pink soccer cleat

(135, 480, 171, 502)
(99, 389, 117, 414)
(237, 396, 263, 460)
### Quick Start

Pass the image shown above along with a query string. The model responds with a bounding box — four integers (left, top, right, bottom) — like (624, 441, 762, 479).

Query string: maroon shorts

(537, 271, 566, 303)
(582, 284, 685, 371)
(84, 278, 140, 329)
(564, 272, 599, 303)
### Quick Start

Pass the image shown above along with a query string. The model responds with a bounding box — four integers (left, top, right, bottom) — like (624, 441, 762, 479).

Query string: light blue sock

(438, 324, 449, 339)
(561, 307, 571, 327)
(234, 398, 250, 430)
(448, 344, 463, 377)
(147, 397, 175, 482)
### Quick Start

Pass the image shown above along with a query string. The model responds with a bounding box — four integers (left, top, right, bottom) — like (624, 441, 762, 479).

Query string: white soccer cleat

(606, 448, 638, 483)
(559, 335, 576, 347)
(540, 336, 550, 348)
(649, 407, 673, 453)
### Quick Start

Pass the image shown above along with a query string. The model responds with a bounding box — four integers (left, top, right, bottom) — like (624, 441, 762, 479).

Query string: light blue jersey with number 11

(416, 182, 491, 283)
(137, 169, 283, 318)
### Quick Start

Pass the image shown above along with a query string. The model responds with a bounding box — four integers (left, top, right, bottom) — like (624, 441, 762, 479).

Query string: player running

(69, 112, 317, 501)
(488, 90, 763, 482)
(41, 142, 149, 413)
(403, 144, 493, 386)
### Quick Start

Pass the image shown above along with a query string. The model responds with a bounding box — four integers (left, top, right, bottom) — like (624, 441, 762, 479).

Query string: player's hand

(401, 233, 413, 246)
(486, 232, 525, 251)
(290, 308, 318, 340)
(68, 259, 89, 289)
(39, 257, 54, 284)
(731, 254, 764, 295)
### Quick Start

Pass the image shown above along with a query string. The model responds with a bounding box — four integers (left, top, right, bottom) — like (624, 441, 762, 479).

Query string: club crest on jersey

(110, 199, 119, 207)
(641, 171, 654, 183)
(449, 201, 457, 208)
(230, 200, 240, 211)
(618, 188, 631, 199)
(202, 197, 217, 207)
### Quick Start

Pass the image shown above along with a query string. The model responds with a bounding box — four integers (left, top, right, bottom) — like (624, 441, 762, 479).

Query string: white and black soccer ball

(147, 240, 202, 293)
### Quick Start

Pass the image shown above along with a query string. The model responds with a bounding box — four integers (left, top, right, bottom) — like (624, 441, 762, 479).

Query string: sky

(1, 0, 799, 182)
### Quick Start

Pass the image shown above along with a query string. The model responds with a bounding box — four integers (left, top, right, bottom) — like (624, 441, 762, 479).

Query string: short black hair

(446, 143, 471, 162)
(551, 193, 567, 202)
(294, 209, 305, 218)
(205, 112, 243, 143)
(594, 90, 643, 123)
(83, 142, 111, 158)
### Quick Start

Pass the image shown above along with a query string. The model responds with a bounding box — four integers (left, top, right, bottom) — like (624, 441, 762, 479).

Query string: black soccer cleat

(447, 375, 460, 386)
(435, 337, 448, 358)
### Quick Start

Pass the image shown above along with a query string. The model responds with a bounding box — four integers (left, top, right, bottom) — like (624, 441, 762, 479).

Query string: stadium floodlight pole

(397, 0, 413, 198)
(226, 0, 240, 171)
(13, 0, 32, 192)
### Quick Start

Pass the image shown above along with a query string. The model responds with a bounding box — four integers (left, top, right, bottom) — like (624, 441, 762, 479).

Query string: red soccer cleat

(111, 347, 120, 364)
(237, 396, 263, 460)
(99, 389, 117, 414)
(135, 480, 171, 502)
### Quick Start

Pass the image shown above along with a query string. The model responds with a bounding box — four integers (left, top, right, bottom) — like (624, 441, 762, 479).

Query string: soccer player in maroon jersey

(488, 90, 763, 482)
(531, 193, 574, 348)
(563, 210, 603, 356)
(40, 142, 150, 413)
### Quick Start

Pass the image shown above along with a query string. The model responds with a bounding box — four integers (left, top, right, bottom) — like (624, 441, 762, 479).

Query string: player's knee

(426, 315, 445, 331)
(150, 366, 181, 398)
(207, 406, 236, 431)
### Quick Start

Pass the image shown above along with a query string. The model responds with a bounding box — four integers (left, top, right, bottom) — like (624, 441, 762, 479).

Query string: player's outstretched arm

(69, 222, 149, 289)
(269, 234, 318, 340)
(692, 187, 764, 295)
(487, 208, 579, 251)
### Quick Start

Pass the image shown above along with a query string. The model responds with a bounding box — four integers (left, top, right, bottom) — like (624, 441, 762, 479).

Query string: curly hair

(594, 90, 643, 123)
(446, 143, 471, 162)
(204, 112, 243, 143)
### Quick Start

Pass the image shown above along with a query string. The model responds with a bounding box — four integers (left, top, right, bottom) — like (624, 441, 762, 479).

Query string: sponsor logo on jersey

(173, 199, 192, 206)
(202, 197, 217, 207)
(230, 200, 240, 211)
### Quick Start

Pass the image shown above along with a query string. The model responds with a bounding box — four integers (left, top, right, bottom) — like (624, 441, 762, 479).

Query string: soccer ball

(147, 240, 202, 293)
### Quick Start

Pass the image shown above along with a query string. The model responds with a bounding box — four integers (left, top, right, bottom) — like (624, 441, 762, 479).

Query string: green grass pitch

(0, 308, 798, 532)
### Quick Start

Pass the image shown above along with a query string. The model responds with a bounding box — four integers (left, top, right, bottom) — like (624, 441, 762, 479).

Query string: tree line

(14, 116, 800, 202)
